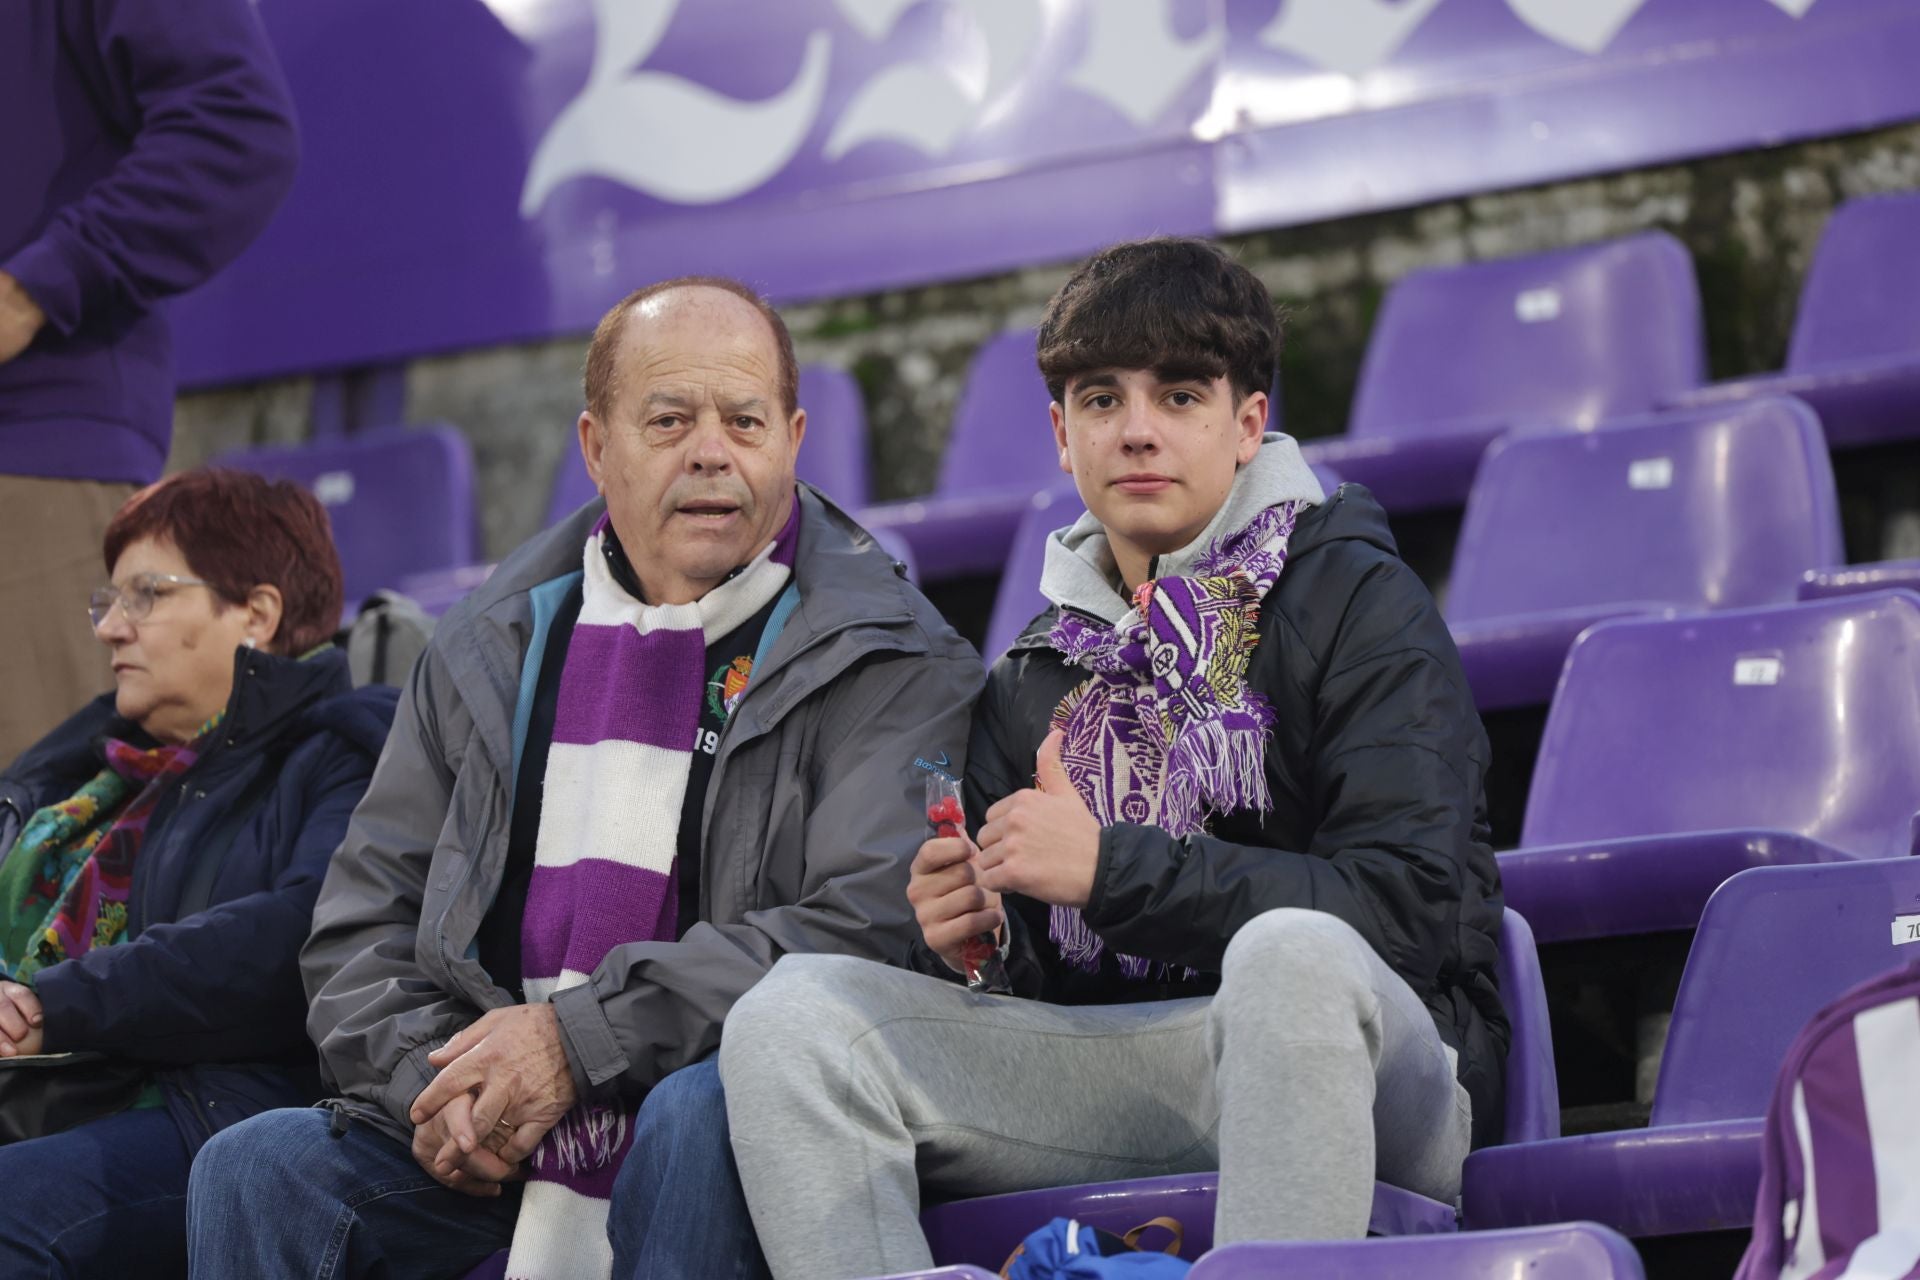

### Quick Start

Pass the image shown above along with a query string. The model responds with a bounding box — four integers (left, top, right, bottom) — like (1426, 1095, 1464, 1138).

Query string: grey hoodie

(1039, 433, 1325, 624)
(300, 486, 984, 1141)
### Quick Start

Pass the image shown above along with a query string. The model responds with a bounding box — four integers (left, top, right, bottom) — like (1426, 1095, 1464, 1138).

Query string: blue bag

(1000, 1216, 1191, 1279)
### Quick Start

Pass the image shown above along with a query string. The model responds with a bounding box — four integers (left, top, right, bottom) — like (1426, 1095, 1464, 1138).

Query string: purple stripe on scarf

(528, 1106, 637, 1200)
(769, 501, 800, 568)
(522, 861, 677, 981)
(550, 624, 704, 750)
(1806, 1022, 1876, 1257)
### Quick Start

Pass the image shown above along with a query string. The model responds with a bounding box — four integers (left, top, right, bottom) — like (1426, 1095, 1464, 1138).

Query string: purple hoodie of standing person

(0, 0, 300, 484)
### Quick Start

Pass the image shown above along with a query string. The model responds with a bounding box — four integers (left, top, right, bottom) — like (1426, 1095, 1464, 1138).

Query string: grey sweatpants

(720, 907, 1472, 1280)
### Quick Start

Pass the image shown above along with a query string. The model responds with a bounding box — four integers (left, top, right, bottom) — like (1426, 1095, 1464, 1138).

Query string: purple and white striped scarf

(1045, 501, 1305, 979)
(504, 508, 798, 1280)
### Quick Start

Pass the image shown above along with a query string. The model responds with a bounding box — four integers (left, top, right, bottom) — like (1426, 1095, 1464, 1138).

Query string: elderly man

(186, 277, 982, 1280)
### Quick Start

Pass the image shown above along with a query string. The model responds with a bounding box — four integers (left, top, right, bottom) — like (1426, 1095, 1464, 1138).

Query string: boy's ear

(1235, 389, 1268, 465)
(1051, 401, 1071, 474)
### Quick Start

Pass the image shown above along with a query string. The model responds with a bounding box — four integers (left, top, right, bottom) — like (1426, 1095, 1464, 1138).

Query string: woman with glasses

(0, 467, 397, 1278)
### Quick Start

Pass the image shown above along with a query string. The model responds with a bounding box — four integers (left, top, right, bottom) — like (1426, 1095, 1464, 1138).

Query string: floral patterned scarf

(1045, 502, 1305, 978)
(0, 723, 214, 983)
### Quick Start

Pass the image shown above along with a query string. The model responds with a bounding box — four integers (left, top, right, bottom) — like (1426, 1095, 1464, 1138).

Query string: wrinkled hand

(976, 730, 1101, 909)
(411, 1091, 527, 1197)
(412, 1005, 577, 1163)
(0, 273, 45, 365)
(908, 829, 1004, 975)
(0, 982, 45, 1057)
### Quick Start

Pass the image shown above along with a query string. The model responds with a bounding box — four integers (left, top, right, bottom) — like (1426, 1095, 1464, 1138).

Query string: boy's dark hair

(1035, 237, 1280, 406)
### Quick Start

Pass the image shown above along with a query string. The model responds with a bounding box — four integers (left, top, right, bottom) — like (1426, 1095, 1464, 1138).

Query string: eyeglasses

(87, 574, 215, 628)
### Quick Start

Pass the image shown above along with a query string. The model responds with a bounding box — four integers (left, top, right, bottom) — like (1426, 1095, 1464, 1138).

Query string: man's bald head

(583, 276, 798, 424)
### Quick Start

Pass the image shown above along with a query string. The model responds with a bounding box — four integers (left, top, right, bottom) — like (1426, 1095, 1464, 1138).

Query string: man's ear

(1235, 389, 1268, 465)
(1050, 401, 1071, 475)
(579, 411, 606, 492)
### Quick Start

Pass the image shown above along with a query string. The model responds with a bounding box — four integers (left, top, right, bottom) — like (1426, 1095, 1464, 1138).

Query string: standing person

(0, 469, 393, 1279)
(0, 0, 300, 762)
(187, 278, 983, 1280)
(719, 238, 1509, 1278)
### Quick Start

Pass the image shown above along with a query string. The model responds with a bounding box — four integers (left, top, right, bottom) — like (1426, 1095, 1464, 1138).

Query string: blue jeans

(188, 1060, 767, 1280)
(610, 1057, 770, 1280)
(186, 1106, 520, 1280)
(0, 1106, 193, 1280)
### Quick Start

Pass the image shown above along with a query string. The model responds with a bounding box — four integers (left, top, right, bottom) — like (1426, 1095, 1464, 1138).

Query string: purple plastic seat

(1501, 591, 1920, 945)
(978, 462, 1343, 664)
(545, 365, 872, 528)
(1302, 232, 1705, 514)
(1669, 192, 1920, 449)
(1799, 559, 1920, 601)
(860, 331, 1061, 581)
(915, 910, 1557, 1270)
(1446, 397, 1841, 711)
(218, 424, 478, 609)
(1189, 1222, 1644, 1279)
(1464, 857, 1920, 1238)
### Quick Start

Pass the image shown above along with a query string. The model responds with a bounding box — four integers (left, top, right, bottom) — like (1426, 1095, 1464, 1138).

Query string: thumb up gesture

(977, 730, 1101, 908)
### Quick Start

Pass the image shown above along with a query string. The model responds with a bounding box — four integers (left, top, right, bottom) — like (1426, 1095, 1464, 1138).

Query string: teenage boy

(718, 237, 1508, 1278)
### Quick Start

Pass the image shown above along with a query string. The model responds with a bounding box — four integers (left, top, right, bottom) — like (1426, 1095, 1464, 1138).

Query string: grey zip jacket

(300, 486, 984, 1141)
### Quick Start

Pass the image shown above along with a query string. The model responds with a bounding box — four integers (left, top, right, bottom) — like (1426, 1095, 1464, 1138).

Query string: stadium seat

(1799, 558, 1920, 601)
(860, 330, 1061, 581)
(1446, 396, 1841, 711)
(978, 462, 1343, 664)
(1463, 857, 1920, 1239)
(1498, 591, 1920, 946)
(1189, 1222, 1645, 1279)
(218, 424, 478, 609)
(1301, 232, 1706, 514)
(915, 910, 1557, 1269)
(1669, 192, 1920, 450)
(545, 364, 872, 527)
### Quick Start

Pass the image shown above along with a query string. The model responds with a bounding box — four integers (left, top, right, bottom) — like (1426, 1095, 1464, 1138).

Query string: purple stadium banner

(173, 0, 1920, 387)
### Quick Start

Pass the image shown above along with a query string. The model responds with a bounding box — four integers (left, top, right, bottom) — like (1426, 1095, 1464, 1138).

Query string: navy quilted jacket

(0, 647, 394, 1151)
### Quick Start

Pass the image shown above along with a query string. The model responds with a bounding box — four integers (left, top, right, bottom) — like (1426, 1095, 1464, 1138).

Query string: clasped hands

(908, 729, 1101, 975)
(0, 982, 45, 1057)
(408, 1003, 578, 1197)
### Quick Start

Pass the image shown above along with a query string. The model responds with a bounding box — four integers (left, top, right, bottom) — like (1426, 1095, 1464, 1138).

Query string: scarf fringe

(1161, 716, 1274, 834)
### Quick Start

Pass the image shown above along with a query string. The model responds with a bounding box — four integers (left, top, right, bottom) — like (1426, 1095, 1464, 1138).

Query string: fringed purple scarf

(1045, 501, 1305, 978)
(505, 508, 799, 1280)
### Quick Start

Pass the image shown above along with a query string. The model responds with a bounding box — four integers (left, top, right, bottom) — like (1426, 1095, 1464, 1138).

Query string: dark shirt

(476, 539, 780, 998)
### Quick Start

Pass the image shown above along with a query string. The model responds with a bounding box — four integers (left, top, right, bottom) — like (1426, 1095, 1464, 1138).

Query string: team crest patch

(707, 655, 754, 721)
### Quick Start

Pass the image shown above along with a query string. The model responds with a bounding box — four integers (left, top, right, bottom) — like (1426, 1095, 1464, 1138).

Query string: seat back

(980, 482, 1083, 663)
(1651, 858, 1920, 1126)
(936, 330, 1061, 499)
(794, 364, 871, 507)
(1446, 397, 1841, 626)
(545, 438, 596, 529)
(1350, 232, 1704, 441)
(1189, 1224, 1645, 1279)
(1498, 909, 1560, 1144)
(1788, 192, 1920, 370)
(1521, 592, 1920, 858)
(219, 424, 477, 606)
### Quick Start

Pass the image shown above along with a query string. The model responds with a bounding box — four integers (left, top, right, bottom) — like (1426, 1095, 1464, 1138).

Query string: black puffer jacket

(963, 485, 1509, 1147)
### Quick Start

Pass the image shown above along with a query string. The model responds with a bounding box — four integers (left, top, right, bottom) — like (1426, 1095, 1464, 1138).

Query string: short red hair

(103, 467, 346, 656)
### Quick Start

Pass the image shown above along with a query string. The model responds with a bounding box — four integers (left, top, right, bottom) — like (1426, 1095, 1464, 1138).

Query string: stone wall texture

(172, 121, 1920, 562)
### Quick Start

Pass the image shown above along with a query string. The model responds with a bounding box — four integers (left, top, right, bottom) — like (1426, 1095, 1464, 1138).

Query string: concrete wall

(171, 121, 1920, 562)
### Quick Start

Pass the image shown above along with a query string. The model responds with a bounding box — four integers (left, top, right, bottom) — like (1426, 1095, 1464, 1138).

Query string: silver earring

(243, 636, 257, 650)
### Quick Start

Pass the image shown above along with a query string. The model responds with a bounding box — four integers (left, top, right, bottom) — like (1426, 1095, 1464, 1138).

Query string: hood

(1040, 432, 1326, 625)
